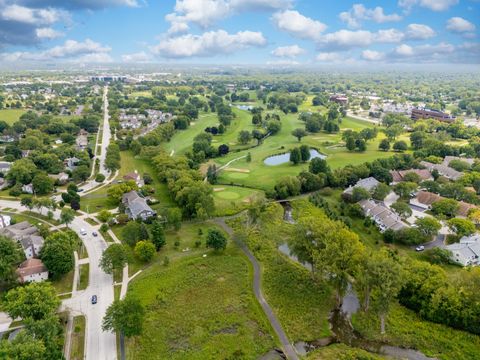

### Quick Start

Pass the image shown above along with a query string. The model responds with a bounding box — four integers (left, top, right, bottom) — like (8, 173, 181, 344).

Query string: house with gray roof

(122, 191, 156, 221)
(0, 221, 44, 259)
(445, 234, 480, 266)
(420, 161, 463, 181)
(358, 199, 407, 232)
(343, 177, 380, 195)
(0, 161, 12, 174)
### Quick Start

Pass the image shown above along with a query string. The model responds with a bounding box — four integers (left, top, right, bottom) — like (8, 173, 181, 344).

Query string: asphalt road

(214, 217, 299, 360)
(0, 200, 117, 360)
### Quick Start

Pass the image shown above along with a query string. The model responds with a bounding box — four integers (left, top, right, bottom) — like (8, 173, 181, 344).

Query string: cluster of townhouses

(119, 109, 172, 130)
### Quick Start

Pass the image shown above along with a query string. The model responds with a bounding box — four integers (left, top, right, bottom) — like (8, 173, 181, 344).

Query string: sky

(0, 0, 479, 67)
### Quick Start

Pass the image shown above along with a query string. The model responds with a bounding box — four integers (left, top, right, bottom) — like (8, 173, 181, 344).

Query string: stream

(275, 203, 437, 360)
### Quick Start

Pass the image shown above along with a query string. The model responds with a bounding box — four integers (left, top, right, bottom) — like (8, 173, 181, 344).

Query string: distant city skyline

(0, 0, 478, 66)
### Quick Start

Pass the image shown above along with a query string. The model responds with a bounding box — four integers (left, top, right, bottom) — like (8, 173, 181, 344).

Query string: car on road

(91, 295, 97, 304)
(80, 228, 87, 236)
(92, 231, 98, 237)
(77, 188, 84, 192)
(415, 245, 425, 252)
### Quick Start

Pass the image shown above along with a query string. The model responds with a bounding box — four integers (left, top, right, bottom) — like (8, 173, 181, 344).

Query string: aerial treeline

(152, 151, 215, 219)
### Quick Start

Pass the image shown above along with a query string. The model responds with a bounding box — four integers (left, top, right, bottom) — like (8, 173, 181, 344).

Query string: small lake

(264, 149, 326, 166)
(236, 105, 254, 111)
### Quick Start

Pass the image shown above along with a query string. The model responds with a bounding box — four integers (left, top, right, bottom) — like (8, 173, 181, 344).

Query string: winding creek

(278, 202, 437, 360)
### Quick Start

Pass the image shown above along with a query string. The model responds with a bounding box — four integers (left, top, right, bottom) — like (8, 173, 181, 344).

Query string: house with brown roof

(16, 259, 48, 283)
(390, 169, 433, 184)
(123, 171, 144, 187)
(409, 191, 443, 210)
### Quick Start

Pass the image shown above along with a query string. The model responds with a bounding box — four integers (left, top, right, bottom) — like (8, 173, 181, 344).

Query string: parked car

(415, 245, 425, 252)
(92, 231, 98, 237)
(80, 228, 87, 236)
(77, 188, 84, 192)
(91, 295, 97, 304)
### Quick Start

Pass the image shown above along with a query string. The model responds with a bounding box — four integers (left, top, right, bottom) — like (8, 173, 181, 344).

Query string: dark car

(91, 295, 97, 304)
(92, 231, 98, 237)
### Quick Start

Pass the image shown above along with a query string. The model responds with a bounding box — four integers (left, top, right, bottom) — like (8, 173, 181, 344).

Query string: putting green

(215, 191, 241, 200)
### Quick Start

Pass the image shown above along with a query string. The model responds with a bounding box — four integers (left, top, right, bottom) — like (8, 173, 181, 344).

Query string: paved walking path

(214, 217, 299, 360)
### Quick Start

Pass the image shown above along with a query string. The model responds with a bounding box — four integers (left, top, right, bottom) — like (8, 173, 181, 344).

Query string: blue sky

(0, 0, 478, 66)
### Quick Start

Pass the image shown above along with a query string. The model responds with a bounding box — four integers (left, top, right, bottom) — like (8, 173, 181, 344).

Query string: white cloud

(316, 52, 343, 62)
(35, 27, 63, 39)
(446, 17, 476, 33)
(151, 30, 267, 58)
(405, 24, 436, 40)
(271, 45, 305, 58)
(165, 0, 291, 32)
(272, 10, 327, 41)
(395, 44, 414, 56)
(362, 49, 385, 61)
(0, 39, 111, 62)
(375, 28, 404, 42)
(316, 28, 405, 51)
(398, 0, 458, 12)
(1, 4, 66, 25)
(121, 51, 151, 62)
(340, 4, 402, 29)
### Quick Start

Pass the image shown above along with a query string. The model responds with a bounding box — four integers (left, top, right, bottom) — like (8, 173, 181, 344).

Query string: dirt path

(213, 216, 299, 360)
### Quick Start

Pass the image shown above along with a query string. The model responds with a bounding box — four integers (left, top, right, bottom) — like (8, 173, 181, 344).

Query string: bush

(95, 173, 106, 183)
(422, 248, 453, 265)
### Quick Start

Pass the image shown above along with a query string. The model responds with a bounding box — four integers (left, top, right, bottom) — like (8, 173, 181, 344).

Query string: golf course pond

(264, 149, 326, 166)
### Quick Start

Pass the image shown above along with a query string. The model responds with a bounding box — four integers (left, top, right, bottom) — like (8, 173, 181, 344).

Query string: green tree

(121, 221, 142, 247)
(4, 282, 60, 321)
(447, 218, 476, 237)
(415, 217, 442, 238)
(378, 139, 390, 151)
(346, 136, 356, 151)
(32, 173, 54, 195)
(391, 201, 413, 219)
(372, 183, 390, 201)
(352, 187, 370, 202)
(206, 229, 228, 251)
(237, 130, 251, 145)
(102, 296, 145, 337)
(431, 198, 459, 218)
(134, 241, 156, 262)
(60, 208, 75, 228)
(40, 232, 77, 278)
(309, 157, 330, 174)
(393, 181, 417, 199)
(0, 236, 23, 287)
(291, 128, 307, 142)
(100, 244, 128, 274)
(289, 148, 301, 165)
(299, 145, 310, 162)
(97, 210, 112, 223)
(150, 221, 166, 251)
(167, 207, 182, 230)
(393, 140, 408, 152)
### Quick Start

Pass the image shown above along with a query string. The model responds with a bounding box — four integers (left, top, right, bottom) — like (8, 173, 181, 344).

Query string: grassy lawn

(78, 264, 89, 291)
(212, 185, 264, 216)
(70, 315, 86, 360)
(307, 343, 387, 360)
(228, 202, 335, 342)
(51, 270, 74, 295)
(352, 304, 480, 360)
(0, 109, 26, 125)
(126, 245, 276, 359)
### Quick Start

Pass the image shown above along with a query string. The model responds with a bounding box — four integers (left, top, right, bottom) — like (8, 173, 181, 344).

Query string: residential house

(0, 135, 15, 143)
(121, 191, 156, 221)
(0, 161, 12, 174)
(64, 157, 80, 171)
(343, 177, 380, 195)
(22, 183, 34, 194)
(420, 161, 463, 181)
(0, 214, 11, 228)
(16, 258, 49, 283)
(442, 156, 475, 167)
(329, 94, 348, 105)
(358, 199, 407, 232)
(123, 171, 144, 187)
(76, 133, 88, 151)
(410, 191, 443, 210)
(445, 234, 480, 266)
(48, 172, 69, 185)
(389, 169, 433, 184)
(0, 221, 45, 259)
(21, 150, 31, 158)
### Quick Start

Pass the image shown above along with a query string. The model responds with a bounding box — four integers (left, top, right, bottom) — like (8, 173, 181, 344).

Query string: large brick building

(411, 107, 455, 123)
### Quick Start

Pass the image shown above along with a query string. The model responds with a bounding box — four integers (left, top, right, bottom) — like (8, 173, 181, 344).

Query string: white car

(80, 228, 87, 236)
(415, 245, 425, 252)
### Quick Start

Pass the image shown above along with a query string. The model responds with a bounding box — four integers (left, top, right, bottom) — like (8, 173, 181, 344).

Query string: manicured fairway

(212, 185, 264, 216)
